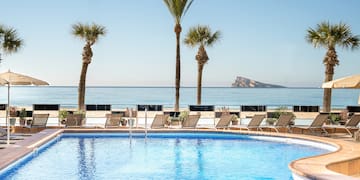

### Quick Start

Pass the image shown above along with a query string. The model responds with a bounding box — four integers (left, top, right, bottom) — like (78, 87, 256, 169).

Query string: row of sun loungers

(237, 113, 360, 136)
(102, 113, 360, 136)
(2, 112, 360, 137)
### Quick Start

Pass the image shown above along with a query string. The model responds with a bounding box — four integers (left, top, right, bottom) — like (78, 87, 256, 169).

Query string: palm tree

(72, 23, 106, 111)
(306, 22, 359, 112)
(184, 25, 221, 105)
(163, 0, 194, 111)
(0, 24, 23, 63)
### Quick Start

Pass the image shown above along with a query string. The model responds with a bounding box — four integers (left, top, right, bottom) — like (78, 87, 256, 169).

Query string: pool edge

(0, 129, 63, 171)
(1, 128, 359, 179)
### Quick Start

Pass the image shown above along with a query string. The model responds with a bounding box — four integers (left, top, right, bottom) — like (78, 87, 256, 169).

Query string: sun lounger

(105, 114, 122, 128)
(0, 127, 25, 140)
(294, 114, 328, 135)
(29, 113, 49, 128)
(260, 114, 294, 133)
(136, 105, 163, 128)
(33, 104, 59, 124)
(0, 136, 24, 140)
(189, 105, 215, 127)
(182, 115, 201, 129)
(0, 140, 16, 144)
(238, 114, 266, 131)
(215, 114, 234, 129)
(0, 127, 6, 136)
(66, 114, 85, 128)
(22, 113, 49, 133)
(150, 114, 170, 129)
(325, 114, 360, 136)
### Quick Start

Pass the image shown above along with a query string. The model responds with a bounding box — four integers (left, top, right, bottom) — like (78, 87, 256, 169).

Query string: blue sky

(1, 0, 360, 87)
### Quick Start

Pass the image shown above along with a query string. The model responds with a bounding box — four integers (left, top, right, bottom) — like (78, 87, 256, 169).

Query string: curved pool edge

(286, 135, 360, 180)
(0, 128, 359, 180)
(231, 130, 359, 180)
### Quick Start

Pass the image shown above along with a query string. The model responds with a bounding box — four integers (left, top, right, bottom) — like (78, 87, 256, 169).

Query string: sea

(0, 86, 358, 110)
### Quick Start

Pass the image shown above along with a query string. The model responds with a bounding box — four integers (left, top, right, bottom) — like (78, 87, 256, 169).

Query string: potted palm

(59, 110, 69, 125)
(166, 116, 172, 127)
(74, 110, 86, 126)
(19, 108, 27, 126)
(329, 113, 341, 125)
(9, 107, 17, 126)
(178, 111, 189, 124)
(231, 115, 239, 125)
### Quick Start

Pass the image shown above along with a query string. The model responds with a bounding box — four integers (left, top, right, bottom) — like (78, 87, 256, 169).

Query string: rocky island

(232, 76, 285, 88)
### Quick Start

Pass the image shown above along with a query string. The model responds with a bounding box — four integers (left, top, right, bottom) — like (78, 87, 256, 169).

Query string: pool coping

(0, 128, 359, 180)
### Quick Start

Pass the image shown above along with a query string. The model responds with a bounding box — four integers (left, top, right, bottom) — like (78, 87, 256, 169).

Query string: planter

(20, 118, 26, 126)
(128, 119, 135, 127)
(121, 119, 128, 126)
(10, 118, 16, 126)
(171, 119, 181, 126)
(355, 130, 360, 142)
(60, 119, 67, 125)
(231, 121, 239, 125)
(26, 119, 33, 126)
(266, 118, 277, 125)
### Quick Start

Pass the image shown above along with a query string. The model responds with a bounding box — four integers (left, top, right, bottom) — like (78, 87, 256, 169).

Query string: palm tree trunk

(174, 23, 182, 111)
(197, 64, 204, 105)
(78, 44, 92, 111)
(323, 69, 334, 112)
(323, 76, 333, 113)
(196, 45, 208, 105)
(322, 48, 338, 112)
(78, 62, 89, 111)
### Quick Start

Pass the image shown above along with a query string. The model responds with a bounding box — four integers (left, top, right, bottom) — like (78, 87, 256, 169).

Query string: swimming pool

(0, 132, 334, 179)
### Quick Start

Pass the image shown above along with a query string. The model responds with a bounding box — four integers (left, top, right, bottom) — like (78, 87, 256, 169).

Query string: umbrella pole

(7, 84, 10, 145)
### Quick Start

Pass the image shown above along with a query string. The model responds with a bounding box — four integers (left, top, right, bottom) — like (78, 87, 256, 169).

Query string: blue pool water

(0, 133, 331, 180)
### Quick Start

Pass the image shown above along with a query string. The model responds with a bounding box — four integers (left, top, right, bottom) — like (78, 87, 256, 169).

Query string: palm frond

(0, 25, 5, 34)
(1, 26, 23, 54)
(163, 0, 194, 24)
(306, 21, 359, 50)
(306, 28, 323, 48)
(72, 23, 87, 39)
(343, 35, 360, 50)
(182, 0, 194, 20)
(206, 31, 221, 47)
(72, 23, 106, 44)
(184, 25, 221, 48)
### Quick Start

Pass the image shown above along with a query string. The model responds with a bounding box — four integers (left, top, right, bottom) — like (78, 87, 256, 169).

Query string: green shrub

(19, 108, 27, 120)
(329, 113, 341, 125)
(59, 110, 69, 119)
(179, 111, 189, 121)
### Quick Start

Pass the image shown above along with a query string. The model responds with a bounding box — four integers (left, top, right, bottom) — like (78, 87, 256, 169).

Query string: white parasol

(0, 70, 49, 145)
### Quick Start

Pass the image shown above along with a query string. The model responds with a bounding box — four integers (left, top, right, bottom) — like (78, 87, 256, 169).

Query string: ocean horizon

(0, 86, 358, 109)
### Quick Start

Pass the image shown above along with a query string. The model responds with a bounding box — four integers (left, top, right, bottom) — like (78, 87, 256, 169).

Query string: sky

(1, 0, 360, 87)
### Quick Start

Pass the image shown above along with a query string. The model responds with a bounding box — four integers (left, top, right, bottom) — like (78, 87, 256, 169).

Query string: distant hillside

(232, 76, 285, 88)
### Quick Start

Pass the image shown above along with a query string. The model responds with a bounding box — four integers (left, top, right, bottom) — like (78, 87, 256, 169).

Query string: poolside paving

(0, 129, 62, 170)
